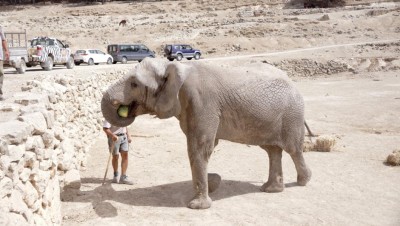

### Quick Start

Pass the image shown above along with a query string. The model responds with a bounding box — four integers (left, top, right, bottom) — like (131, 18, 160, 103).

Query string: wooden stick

(102, 138, 117, 185)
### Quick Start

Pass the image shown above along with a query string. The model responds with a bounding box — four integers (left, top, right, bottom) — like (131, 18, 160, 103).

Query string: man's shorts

(108, 134, 129, 155)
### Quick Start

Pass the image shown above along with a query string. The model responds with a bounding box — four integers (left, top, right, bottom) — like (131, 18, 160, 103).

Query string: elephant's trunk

(101, 92, 135, 127)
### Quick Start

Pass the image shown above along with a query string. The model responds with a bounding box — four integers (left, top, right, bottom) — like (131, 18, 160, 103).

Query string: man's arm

(126, 127, 132, 143)
(103, 127, 118, 142)
(2, 40, 9, 60)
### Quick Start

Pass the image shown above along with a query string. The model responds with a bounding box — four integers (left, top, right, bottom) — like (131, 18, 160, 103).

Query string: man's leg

(0, 60, 4, 99)
(119, 151, 133, 185)
(120, 151, 128, 176)
(108, 137, 120, 183)
(119, 136, 133, 185)
(111, 154, 119, 183)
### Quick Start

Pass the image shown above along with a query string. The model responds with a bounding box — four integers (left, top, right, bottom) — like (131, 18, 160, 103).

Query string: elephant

(101, 58, 312, 209)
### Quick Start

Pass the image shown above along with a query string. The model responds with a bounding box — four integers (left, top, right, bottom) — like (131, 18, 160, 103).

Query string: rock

(19, 168, 31, 182)
(0, 176, 12, 198)
(0, 212, 29, 226)
(0, 120, 34, 145)
(0, 138, 8, 155)
(0, 102, 21, 113)
(9, 189, 28, 214)
(25, 136, 45, 151)
(0, 155, 11, 172)
(24, 151, 37, 168)
(13, 92, 49, 106)
(22, 181, 39, 209)
(41, 110, 55, 129)
(19, 103, 47, 115)
(18, 112, 47, 135)
(319, 14, 330, 21)
(31, 170, 50, 194)
(58, 138, 76, 171)
(7, 144, 26, 162)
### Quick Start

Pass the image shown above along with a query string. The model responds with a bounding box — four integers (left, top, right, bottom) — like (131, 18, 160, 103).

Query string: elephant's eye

(131, 82, 138, 88)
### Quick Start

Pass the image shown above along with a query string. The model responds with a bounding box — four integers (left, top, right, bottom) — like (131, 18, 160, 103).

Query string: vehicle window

(108, 45, 117, 53)
(31, 38, 53, 46)
(76, 50, 86, 54)
(97, 50, 105, 54)
(56, 40, 64, 48)
(89, 50, 96, 54)
(186, 46, 192, 50)
(130, 45, 136, 52)
(141, 45, 149, 52)
(120, 45, 131, 52)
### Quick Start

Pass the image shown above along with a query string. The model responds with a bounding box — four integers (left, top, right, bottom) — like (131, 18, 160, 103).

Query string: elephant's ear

(155, 63, 188, 118)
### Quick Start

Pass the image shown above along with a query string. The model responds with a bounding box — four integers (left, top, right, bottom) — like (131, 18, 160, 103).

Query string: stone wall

(0, 69, 128, 225)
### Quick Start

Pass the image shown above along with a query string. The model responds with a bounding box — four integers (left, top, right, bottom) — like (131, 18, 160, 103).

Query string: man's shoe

(112, 176, 119, 183)
(119, 175, 134, 185)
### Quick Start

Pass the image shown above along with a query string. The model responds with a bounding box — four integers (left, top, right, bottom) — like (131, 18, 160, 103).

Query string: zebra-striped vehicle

(27, 37, 74, 71)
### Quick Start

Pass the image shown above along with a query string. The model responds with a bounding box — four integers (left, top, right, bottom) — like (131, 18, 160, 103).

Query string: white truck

(27, 36, 75, 71)
(3, 30, 28, 74)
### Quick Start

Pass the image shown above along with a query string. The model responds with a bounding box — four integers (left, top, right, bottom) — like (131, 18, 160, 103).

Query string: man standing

(0, 26, 9, 101)
(103, 120, 134, 185)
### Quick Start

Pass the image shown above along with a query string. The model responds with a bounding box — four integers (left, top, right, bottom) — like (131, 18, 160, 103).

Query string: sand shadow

(61, 177, 304, 218)
(61, 177, 268, 217)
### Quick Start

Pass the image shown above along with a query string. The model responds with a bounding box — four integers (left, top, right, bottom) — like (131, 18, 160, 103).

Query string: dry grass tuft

(303, 135, 337, 152)
(386, 150, 400, 166)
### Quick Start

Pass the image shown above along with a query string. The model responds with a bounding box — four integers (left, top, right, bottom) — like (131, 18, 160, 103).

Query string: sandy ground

(1, 1, 399, 225)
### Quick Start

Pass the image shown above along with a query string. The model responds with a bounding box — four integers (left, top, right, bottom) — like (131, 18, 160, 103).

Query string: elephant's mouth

(117, 101, 138, 119)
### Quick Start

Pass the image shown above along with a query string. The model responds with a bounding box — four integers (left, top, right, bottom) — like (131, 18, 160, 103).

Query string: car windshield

(31, 38, 54, 46)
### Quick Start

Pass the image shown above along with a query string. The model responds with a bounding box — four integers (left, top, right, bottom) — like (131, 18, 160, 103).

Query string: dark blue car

(107, 44, 155, 64)
(164, 44, 201, 61)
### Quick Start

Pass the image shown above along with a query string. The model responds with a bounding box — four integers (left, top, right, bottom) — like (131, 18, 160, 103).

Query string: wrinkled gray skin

(101, 58, 311, 209)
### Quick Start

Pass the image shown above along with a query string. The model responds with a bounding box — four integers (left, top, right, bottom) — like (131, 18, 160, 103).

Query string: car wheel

(88, 58, 94, 65)
(194, 53, 201, 60)
(43, 57, 54, 71)
(176, 54, 183, 61)
(168, 58, 174, 61)
(66, 56, 75, 69)
(16, 59, 26, 74)
(121, 57, 128, 64)
(187, 58, 192, 60)
(107, 58, 113, 64)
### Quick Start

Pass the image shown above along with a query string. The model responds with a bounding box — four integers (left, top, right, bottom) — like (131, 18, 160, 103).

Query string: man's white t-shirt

(103, 120, 126, 134)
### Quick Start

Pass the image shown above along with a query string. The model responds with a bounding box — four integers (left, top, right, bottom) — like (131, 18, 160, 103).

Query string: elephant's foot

(188, 196, 212, 209)
(261, 180, 284, 193)
(297, 168, 312, 186)
(208, 173, 221, 193)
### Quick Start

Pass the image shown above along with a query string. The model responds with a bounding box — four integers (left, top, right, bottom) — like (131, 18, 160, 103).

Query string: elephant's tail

(304, 121, 315, 137)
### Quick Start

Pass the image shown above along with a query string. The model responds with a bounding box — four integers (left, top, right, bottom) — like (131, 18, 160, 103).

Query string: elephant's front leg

(187, 136, 214, 209)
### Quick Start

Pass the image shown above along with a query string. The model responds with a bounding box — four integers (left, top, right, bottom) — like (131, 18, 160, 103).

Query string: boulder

(0, 120, 33, 145)
(18, 112, 47, 135)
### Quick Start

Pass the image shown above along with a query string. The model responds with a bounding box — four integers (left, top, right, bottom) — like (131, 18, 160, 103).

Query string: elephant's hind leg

(290, 150, 312, 186)
(260, 145, 284, 193)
